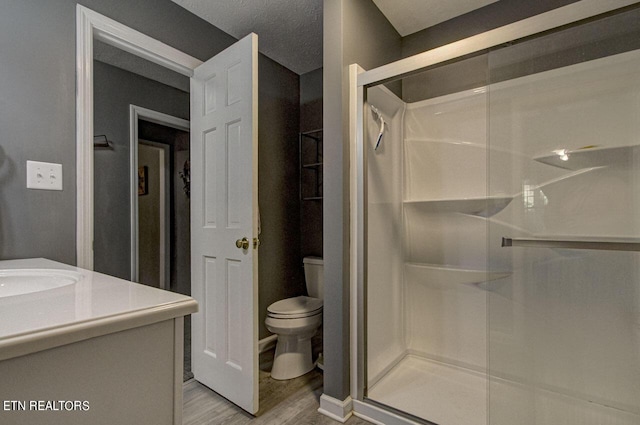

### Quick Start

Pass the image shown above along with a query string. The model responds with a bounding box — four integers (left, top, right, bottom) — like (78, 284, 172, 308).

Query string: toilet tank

(303, 257, 324, 300)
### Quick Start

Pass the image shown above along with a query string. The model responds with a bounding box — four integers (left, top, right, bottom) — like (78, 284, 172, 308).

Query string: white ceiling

(171, 0, 498, 75)
(372, 0, 499, 37)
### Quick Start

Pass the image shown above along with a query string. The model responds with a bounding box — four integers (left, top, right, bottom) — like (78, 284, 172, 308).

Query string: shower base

(367, 355, 487, 425)
(366, 354, 640, 425)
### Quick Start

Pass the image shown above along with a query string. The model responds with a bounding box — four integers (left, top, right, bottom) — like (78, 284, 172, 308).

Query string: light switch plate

(26, 160, 63, 191)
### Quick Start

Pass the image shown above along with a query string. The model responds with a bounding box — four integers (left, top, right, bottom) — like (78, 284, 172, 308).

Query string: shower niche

(356, 5, 640, 425)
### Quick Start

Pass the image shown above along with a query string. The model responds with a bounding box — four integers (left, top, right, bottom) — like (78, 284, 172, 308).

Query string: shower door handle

(236, 237, 250, 250)
(502, 237, 640, 251)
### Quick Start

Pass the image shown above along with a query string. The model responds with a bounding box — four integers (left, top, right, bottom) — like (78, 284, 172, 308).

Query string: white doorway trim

(130, 105, 189, 283)
(76, 4, 202, 269)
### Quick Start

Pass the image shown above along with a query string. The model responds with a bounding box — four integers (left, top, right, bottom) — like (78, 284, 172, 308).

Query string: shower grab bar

(501, 237, 640, 252)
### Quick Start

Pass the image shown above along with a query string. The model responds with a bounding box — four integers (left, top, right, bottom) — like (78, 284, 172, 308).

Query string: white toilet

(265, 256, 323, 380)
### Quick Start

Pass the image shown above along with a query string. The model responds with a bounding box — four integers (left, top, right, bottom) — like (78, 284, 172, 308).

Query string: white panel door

(190, 33, 259, 414)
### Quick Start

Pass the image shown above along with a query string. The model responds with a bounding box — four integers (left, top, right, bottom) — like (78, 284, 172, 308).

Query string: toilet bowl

(265, 296, 322, 380)
(266, 257, 324, 380)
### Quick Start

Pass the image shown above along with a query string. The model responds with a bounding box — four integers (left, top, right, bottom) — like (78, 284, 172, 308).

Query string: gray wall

(300, 68, 323, 259)
(257, 55, 303, 339)
(402, 0, 580, 57)
(0, 0, 303, 341)
(93, 60, 189, 280)
(301, 68, 323, 133)
(323, 0, 402, 401)
(172, 147, 191, 297)
(401, 0, 580, 102)
(0, 0, 234, 263)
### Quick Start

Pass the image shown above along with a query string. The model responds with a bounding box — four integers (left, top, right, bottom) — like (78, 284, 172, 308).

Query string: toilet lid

(267, 296, 323, 317)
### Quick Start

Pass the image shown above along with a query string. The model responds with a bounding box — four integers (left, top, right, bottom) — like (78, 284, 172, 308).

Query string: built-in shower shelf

(403, 196, 513, 217)
(404, 263, 511, 288)
(534, 144, 640, 170)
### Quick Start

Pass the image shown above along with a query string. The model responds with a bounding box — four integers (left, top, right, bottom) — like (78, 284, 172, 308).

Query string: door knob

(236, 237, 250, 250)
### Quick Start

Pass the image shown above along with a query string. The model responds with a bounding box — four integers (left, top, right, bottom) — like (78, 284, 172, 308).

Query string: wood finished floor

(183, 368, 372, 425)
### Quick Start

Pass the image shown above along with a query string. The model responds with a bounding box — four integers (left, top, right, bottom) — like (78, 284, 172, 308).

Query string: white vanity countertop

(0, 258, 198, 361)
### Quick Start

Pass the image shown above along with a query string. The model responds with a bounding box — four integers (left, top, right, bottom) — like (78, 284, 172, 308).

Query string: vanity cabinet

(0, 259, 197, 425)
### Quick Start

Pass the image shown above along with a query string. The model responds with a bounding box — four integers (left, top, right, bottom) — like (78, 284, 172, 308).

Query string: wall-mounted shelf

(404, 196, 513, 217)
(300, 129, 323, 201)
(404, 262, 511, 288)
(534, 144, 640, 170)
(303, 162, 323, 169)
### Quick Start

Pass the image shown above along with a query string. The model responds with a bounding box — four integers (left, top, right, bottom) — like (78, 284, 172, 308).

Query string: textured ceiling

(171, 0, 499, 76)
(171, 0, 323, 75)
(372, 0, 499, 36)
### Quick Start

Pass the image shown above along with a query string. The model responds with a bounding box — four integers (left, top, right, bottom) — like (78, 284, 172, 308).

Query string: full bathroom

(1, 1, 640, 425)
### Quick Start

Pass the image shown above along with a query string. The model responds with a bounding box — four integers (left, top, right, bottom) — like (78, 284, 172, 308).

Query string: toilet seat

(267, 296, 323, 319)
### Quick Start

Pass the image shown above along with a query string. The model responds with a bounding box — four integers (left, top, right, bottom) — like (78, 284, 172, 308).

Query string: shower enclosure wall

(352, 2, 640, 425)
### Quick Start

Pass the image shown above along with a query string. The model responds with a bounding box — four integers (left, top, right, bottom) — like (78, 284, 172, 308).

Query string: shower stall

(351, 2, 640, 425)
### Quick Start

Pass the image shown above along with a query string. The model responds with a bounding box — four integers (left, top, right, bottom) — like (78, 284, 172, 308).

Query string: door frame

(130, 105, 189, 284)
(76, 7, 260, 417)
(76, 5, 201, 269)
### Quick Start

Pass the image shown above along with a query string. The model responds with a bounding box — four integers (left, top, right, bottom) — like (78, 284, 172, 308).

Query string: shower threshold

(367, 355, 487, 425)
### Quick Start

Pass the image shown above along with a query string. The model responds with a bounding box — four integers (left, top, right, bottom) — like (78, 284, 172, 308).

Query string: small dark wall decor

(179, 160, 190, 198)
(138, 166, 148, 196)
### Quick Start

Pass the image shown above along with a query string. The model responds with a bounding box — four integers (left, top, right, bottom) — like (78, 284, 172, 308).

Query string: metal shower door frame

(349, 1, 639, 423)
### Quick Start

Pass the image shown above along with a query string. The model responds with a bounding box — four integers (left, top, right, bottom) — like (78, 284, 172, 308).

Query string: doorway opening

(81, 6, 260, 412)
(92, 52, 192, 377)
(136, 118, 192, 380)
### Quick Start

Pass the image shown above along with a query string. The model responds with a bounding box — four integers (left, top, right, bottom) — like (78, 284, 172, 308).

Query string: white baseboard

(318, 394, 353, 423)
(258, 334, 278, 353)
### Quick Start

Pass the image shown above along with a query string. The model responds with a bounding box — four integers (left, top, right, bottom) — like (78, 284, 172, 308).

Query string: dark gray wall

(323, 0, 402, 401)
(402, 0, 580, 57)
(401, 0, 580, 102)
(301, 68, 323, 133)
(257, 55, 303, 339)
(0, 0, 235, 263)
(300, 68, 323, 259)
(93, 60, 189, 280)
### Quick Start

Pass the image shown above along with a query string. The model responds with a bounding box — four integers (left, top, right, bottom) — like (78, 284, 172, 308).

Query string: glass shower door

(487, 7, 640, 425)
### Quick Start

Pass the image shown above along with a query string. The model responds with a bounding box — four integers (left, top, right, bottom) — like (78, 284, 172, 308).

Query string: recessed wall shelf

(534, 144, 640, 170)
(404, 262, 511, 287)
(404, 196, 513, 217)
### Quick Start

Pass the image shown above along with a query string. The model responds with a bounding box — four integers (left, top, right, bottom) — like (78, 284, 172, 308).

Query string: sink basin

(0, 269, 81, 298)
